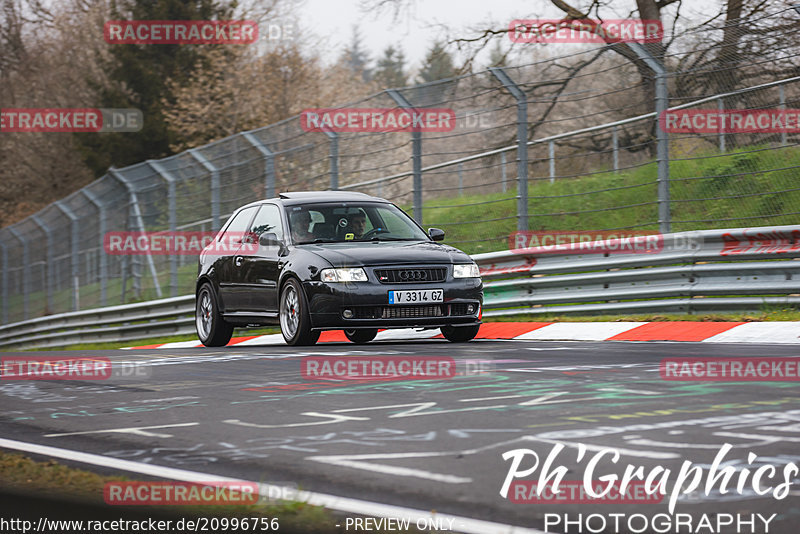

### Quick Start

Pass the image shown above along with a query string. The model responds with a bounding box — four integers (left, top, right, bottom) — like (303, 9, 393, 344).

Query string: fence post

(31, 215, 54, 314)
(82, 188, 108, 306)
(387, 89, 423, 225)
(717, 98, 726, 153)
(147, 160, 179, 297)
(501, 151, 507, 192)
(189, 149, 221, 231)
(612, 126, 619, 172)
(458, 162, 464, 195)
(109, 167, 163, 299)
(242, 132, 276, 197)
(489, 67, 528, 231)
(548, 141, 555, 183)
(0, 238, 7, 324)
(779, 84, 787, 147)
(55, 201, 81, 311)
(322, 130, 339, 190)
(8, 228, 28, 320)
(628, 43, 670, 234)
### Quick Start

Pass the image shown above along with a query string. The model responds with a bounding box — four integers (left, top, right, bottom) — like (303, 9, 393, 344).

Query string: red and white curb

(125, 321, 800, 349)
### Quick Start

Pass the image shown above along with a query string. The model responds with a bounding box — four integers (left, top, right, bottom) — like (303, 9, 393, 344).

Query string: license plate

(388, 289, 444, 304)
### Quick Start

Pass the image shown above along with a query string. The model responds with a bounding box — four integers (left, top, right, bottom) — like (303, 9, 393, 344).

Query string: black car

(195, 191, 483, 346)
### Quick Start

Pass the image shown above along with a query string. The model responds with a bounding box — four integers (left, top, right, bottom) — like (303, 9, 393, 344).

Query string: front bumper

(304, 277, 483, 330)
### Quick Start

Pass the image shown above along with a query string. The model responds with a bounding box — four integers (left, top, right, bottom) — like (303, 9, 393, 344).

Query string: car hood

(302, 240, 472, 268)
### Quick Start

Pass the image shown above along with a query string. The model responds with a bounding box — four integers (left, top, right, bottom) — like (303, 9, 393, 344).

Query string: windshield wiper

(296, 238, 338, 244)
(366, 237, 419, 242)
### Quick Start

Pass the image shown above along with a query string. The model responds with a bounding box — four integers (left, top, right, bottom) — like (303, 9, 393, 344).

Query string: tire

(344, 328, 378, 344)
(196, 283, 234, 347)
(441, 324, 480, 343)
(279, 278, 319, 346)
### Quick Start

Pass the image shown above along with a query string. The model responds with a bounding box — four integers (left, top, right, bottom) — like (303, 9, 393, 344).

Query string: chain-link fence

(1, 5, 799, 324)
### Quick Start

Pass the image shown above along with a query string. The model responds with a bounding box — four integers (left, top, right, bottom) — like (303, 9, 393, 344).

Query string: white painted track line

(0, 438, 546, 534)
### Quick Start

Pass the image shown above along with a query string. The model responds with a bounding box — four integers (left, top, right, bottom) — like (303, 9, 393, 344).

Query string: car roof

(238, 191, 390, 210)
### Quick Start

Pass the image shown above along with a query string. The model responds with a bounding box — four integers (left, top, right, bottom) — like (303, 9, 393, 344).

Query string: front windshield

(287, 202, 429, 244)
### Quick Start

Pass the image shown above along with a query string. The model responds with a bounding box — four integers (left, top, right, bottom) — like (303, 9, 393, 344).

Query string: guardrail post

(0, 238, 7, 324)
(82, 188, 108, 306)
(323, 130, 339, 190)
(109, 167, 163, 299)
(189, 149, 221, 231)
(628, 43, 670, 234)
(55, 201, 81, 311)
(31, 215, 54, 313)
(612, 126, 619, 172)
(717, 98, 726, 153)
(489, 67, 528, 231)
(387, 89, 424, 225)
(779, 84, 787, 146)
(147, 160, 179, 297)
(242, 132, 276, 197)
(8, 228, 29, 320)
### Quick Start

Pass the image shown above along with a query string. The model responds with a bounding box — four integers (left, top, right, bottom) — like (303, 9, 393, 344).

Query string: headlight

(320, 267, 368, 282)
(453, 263, 480, 278)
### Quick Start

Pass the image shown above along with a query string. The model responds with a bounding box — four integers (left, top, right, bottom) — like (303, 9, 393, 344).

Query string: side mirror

(428, 228, 445, 241)
(259, 232, 281, 247)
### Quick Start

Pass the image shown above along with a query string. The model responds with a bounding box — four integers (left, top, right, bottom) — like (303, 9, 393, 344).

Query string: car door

(216, 206, 258, 312)
(237, 203, 285, 313)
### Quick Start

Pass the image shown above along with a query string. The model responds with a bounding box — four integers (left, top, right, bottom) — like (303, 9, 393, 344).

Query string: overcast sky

(294, 0, 717, 73)
(297, 0, 556, 70)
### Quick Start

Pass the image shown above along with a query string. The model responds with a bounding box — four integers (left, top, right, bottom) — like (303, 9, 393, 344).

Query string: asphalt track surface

(1, 338, 799, 533)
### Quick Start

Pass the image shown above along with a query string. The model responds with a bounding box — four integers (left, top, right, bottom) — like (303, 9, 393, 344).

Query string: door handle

(234, 256, 244, 267)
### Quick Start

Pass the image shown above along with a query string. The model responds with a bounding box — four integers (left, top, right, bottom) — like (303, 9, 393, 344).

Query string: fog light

(343, 309, 354, 319)
(467, 304, 475, 314)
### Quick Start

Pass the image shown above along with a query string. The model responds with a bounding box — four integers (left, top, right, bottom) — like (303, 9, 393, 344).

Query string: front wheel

(441, 324, 480, 343)
(196, 283, 234, 347)
(344, 328, 378, 344)
(279, 278, 319, 346)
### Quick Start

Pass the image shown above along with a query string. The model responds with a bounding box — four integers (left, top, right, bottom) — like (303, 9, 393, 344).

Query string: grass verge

(0, 451, 422, 533)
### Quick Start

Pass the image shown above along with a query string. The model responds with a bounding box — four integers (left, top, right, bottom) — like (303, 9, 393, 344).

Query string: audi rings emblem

(399, 270, 427, 281)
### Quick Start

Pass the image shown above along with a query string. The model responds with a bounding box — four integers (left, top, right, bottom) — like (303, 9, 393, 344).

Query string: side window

(249, 204, 284, 241)
(219, 207, 258, 242)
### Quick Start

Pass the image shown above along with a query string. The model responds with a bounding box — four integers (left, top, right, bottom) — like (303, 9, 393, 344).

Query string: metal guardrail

(478, 225, 800, 316)
(0, 296, 195, 350)
(1, 225, 798, 350)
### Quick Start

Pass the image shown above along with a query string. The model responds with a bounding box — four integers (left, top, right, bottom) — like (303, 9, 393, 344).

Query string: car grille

(349, 303, 475, 319)
(374, 267, 447, 284)
(382, 305, 444, 319)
